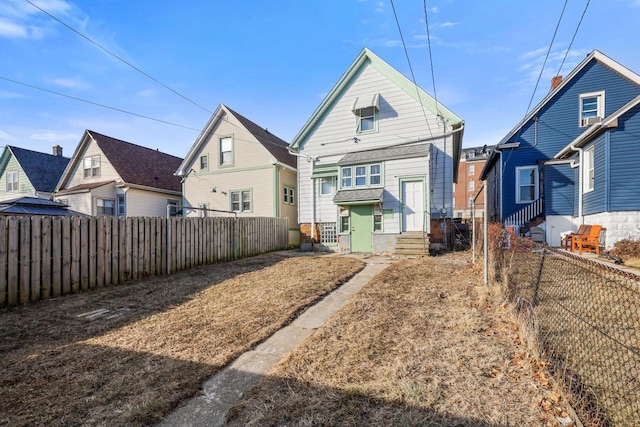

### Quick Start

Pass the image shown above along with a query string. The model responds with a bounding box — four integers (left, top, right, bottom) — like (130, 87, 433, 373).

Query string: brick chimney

(52, 145, 63, 157)
(551, 75, 563, 91)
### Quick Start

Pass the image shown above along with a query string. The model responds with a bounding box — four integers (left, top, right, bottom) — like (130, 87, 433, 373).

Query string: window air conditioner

(581, 116, 601, 126)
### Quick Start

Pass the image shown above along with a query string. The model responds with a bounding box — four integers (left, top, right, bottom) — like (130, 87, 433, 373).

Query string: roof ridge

(87, 129, 182, 160)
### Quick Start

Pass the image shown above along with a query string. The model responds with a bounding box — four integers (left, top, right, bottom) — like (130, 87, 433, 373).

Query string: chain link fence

(479, 224, 640, 426)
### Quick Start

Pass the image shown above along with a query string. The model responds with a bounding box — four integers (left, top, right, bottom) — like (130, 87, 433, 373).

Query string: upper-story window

(468, 164, 475, 175)
(341, 163, 382, 189)
(6, 171, 18, 191)
(200, 154, 208, 170)
(353, 93, 380, 134)
(84, 155, 100, 178)
(219, 136, 233, 166)
(580, 91, 604, 127)
(320, 177, 335, 196)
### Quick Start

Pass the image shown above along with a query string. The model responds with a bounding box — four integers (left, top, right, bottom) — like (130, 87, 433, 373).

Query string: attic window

(580, 91, 604, 127)
(353, 94, 380, 134)
(83, 155, 100, 178)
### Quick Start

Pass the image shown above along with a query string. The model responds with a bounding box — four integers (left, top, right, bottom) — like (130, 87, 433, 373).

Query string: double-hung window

(200, 154, 208, 170)
(357, 107, 377, 133)
(84, 155, 100, 178)
(231, 190, 252, 212)
(341, 168, 352, 188)
(516, 166, 538, 203)
(220, 136, 233, 166)
(468, 164, 475, 175)
(96, 198, 114, 216)
(583, 146, 595, 193)
(370, 164, 381, 185)
(320, 177, 335, 196)
(355, 166, 367, 187)
(6, 171, 18, 191)
(116, 194, 126, 216)
(580, 91, 604, 127)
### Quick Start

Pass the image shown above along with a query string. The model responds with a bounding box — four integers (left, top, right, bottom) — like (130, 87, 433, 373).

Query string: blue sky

(1, 0, 640, 158)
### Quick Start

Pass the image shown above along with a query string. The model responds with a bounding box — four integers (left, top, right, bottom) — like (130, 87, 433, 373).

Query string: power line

(523, 0, 568, 115)
(389, 0, 433, 138)
(0, 76, 202, 131)
(555, 0, 591, 78)
(423, 0, 441, 117)
(23, 0, 213, 114)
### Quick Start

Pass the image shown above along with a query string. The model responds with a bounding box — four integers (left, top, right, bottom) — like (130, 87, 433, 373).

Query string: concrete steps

(395, 232, 429, 256)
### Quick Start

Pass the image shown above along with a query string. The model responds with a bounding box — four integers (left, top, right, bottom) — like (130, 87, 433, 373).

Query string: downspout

(287, 149, 318, 242)
(569, 144, 584, 222)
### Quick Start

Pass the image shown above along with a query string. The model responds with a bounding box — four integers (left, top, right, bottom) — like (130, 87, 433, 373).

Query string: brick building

(453, 146, 492, 220)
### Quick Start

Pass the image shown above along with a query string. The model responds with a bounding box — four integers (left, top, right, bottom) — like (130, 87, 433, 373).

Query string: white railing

(504, 198, 543, 233)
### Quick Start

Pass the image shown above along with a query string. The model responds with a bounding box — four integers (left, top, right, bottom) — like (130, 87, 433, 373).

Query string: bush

(609, 239, 640, 261)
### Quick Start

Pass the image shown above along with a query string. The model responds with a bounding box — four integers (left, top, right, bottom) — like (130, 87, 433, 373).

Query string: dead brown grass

(226, 252, 565, 426)
(0, 253, 364, 427)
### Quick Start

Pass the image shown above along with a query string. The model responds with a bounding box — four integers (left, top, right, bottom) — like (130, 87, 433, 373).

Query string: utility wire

(524, 0, 568, 115)
(0, 76, 201, 131)
(389, 0, 433, 138)
(555, 0, 591, 79)
(24, 0, 213, 114)
(423, 0, 441, 117)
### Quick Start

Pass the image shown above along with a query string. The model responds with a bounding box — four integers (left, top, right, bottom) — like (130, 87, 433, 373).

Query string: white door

(402, 180, 424, 231)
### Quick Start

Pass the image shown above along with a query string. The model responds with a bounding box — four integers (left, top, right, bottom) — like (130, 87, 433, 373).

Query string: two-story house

(0, 145, 68, 202)
(480, 50, 640, 247)
(175, 104, 299, 245)
(54, 130, 183, 216)
(289, 48, 464, 254)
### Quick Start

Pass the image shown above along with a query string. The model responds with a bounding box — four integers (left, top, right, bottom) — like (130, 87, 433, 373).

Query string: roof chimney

(551, 75, 563, 91)
(52, 145, 63, 157)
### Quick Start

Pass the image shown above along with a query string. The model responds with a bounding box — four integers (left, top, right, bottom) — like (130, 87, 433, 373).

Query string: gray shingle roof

(226, 107, 296, 169)
(8, 146, 69, 193)
(337, 144, 430, 165)
(0, 196, 83, 216)
(333, 188, 384, 204)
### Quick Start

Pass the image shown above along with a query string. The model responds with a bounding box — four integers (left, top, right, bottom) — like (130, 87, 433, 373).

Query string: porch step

(395, 232, 429, 256)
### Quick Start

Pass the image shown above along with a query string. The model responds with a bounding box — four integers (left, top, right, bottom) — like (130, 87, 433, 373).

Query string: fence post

(531, 249, 546, 307)
(234, 216, 238, 260)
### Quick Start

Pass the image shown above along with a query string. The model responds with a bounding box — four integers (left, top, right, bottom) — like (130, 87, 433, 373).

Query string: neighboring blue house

(480, 50, 640, 248)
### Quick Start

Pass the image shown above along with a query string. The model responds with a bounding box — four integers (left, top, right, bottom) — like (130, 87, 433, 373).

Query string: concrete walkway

(159, 254, 396, 427)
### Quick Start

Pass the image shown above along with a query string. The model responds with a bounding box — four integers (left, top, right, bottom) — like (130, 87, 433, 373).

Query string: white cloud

(30, 131, 77, 142)
(0, 90, 27, 99)
(384, 39, 402, 47)
(431, 6, 439, 13)
(439, 21, 459, 28)
(0, 18, 26, 37)
(50, 77, 91, 90)
(0, 130, 16, 141)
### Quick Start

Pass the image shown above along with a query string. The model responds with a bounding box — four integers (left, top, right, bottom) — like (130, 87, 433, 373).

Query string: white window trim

(583, 146, 595, 193)
(96, 198, 115, 216)
(468, 164, 475, 175)
(116, 194, 126, 217)
(579, 91, 605, 127)
(6, 171, 18, 192)
(83, 155, 101, 178)
(340, 163, 382, 189)
(515, 166, 539, 204)
(219, 136, 234, 167)
(355, 107, 378, 134)
(319, 177, 336, 196)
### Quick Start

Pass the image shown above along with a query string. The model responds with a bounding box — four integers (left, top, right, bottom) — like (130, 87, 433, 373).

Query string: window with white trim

(84, 155, 100, 178)
(468, 197, 474, 208)
(283, 186, 295, 205)
(468, 181, 475, 191)
(341, 163, 382, 189)
(231, 190, 252, 212)
(468, 164, 475, 175)
(96, 198, 114, 216)
(320, 177, 335, 196)
(579, 91, 604, 127)
(219, 136, 233, 166)
(583, 146, 595, 193)
(516, 166, 538, 203)
(6, 171, 18, 191)
(356, 106, 377, 133)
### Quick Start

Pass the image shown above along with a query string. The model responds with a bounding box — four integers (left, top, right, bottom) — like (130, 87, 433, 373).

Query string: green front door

(350, 204, 373, 253)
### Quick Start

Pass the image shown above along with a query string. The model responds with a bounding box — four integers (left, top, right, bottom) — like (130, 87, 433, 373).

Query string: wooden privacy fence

(0, 215, 289, 306)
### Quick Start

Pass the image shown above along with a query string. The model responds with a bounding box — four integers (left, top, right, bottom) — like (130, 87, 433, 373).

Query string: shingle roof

(225, 107, 296, 169)
(8, 146, 69, 193)
(87, 130, 183, 192)
(55, 180, 114, 195)
(0, 196, 83, 216)
(337, 144, 430, 165)
(333, 188, 384, 204)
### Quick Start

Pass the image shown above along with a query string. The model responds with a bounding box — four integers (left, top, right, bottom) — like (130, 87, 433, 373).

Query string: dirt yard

(0, 253, 364, 427)
(226, 252, 570, 426)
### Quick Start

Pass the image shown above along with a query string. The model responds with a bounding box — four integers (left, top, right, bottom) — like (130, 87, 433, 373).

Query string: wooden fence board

(104, 217, 111, 286)
(89, 217, 97, 289)
(7, 217, 18, 305)
(96, 216, 105, 288)
(19, 217, 30, 303)
(70, 217, 81, 292)
(30, 217, 42, 301)
(119, 217, 126, 283)
(131, 218, 138, 280)
(149, 218, 156, 275)
(51, 218, 61, 297)
(80, 217, 89, 290)
(111, 217, 119, 285)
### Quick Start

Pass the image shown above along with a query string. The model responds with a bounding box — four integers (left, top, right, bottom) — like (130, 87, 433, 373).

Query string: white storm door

(402, 180, 424, 232)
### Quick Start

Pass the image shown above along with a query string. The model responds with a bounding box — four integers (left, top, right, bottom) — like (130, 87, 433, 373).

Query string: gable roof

(497, 50, 640, 147)
(289, 47, 464, 151)
(58, 130, 182, 193)
(337, 143, 430, 165)
(175, 104, 295, 176)
(0, 196, 83, 216)
(3, 145, 69, 193)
